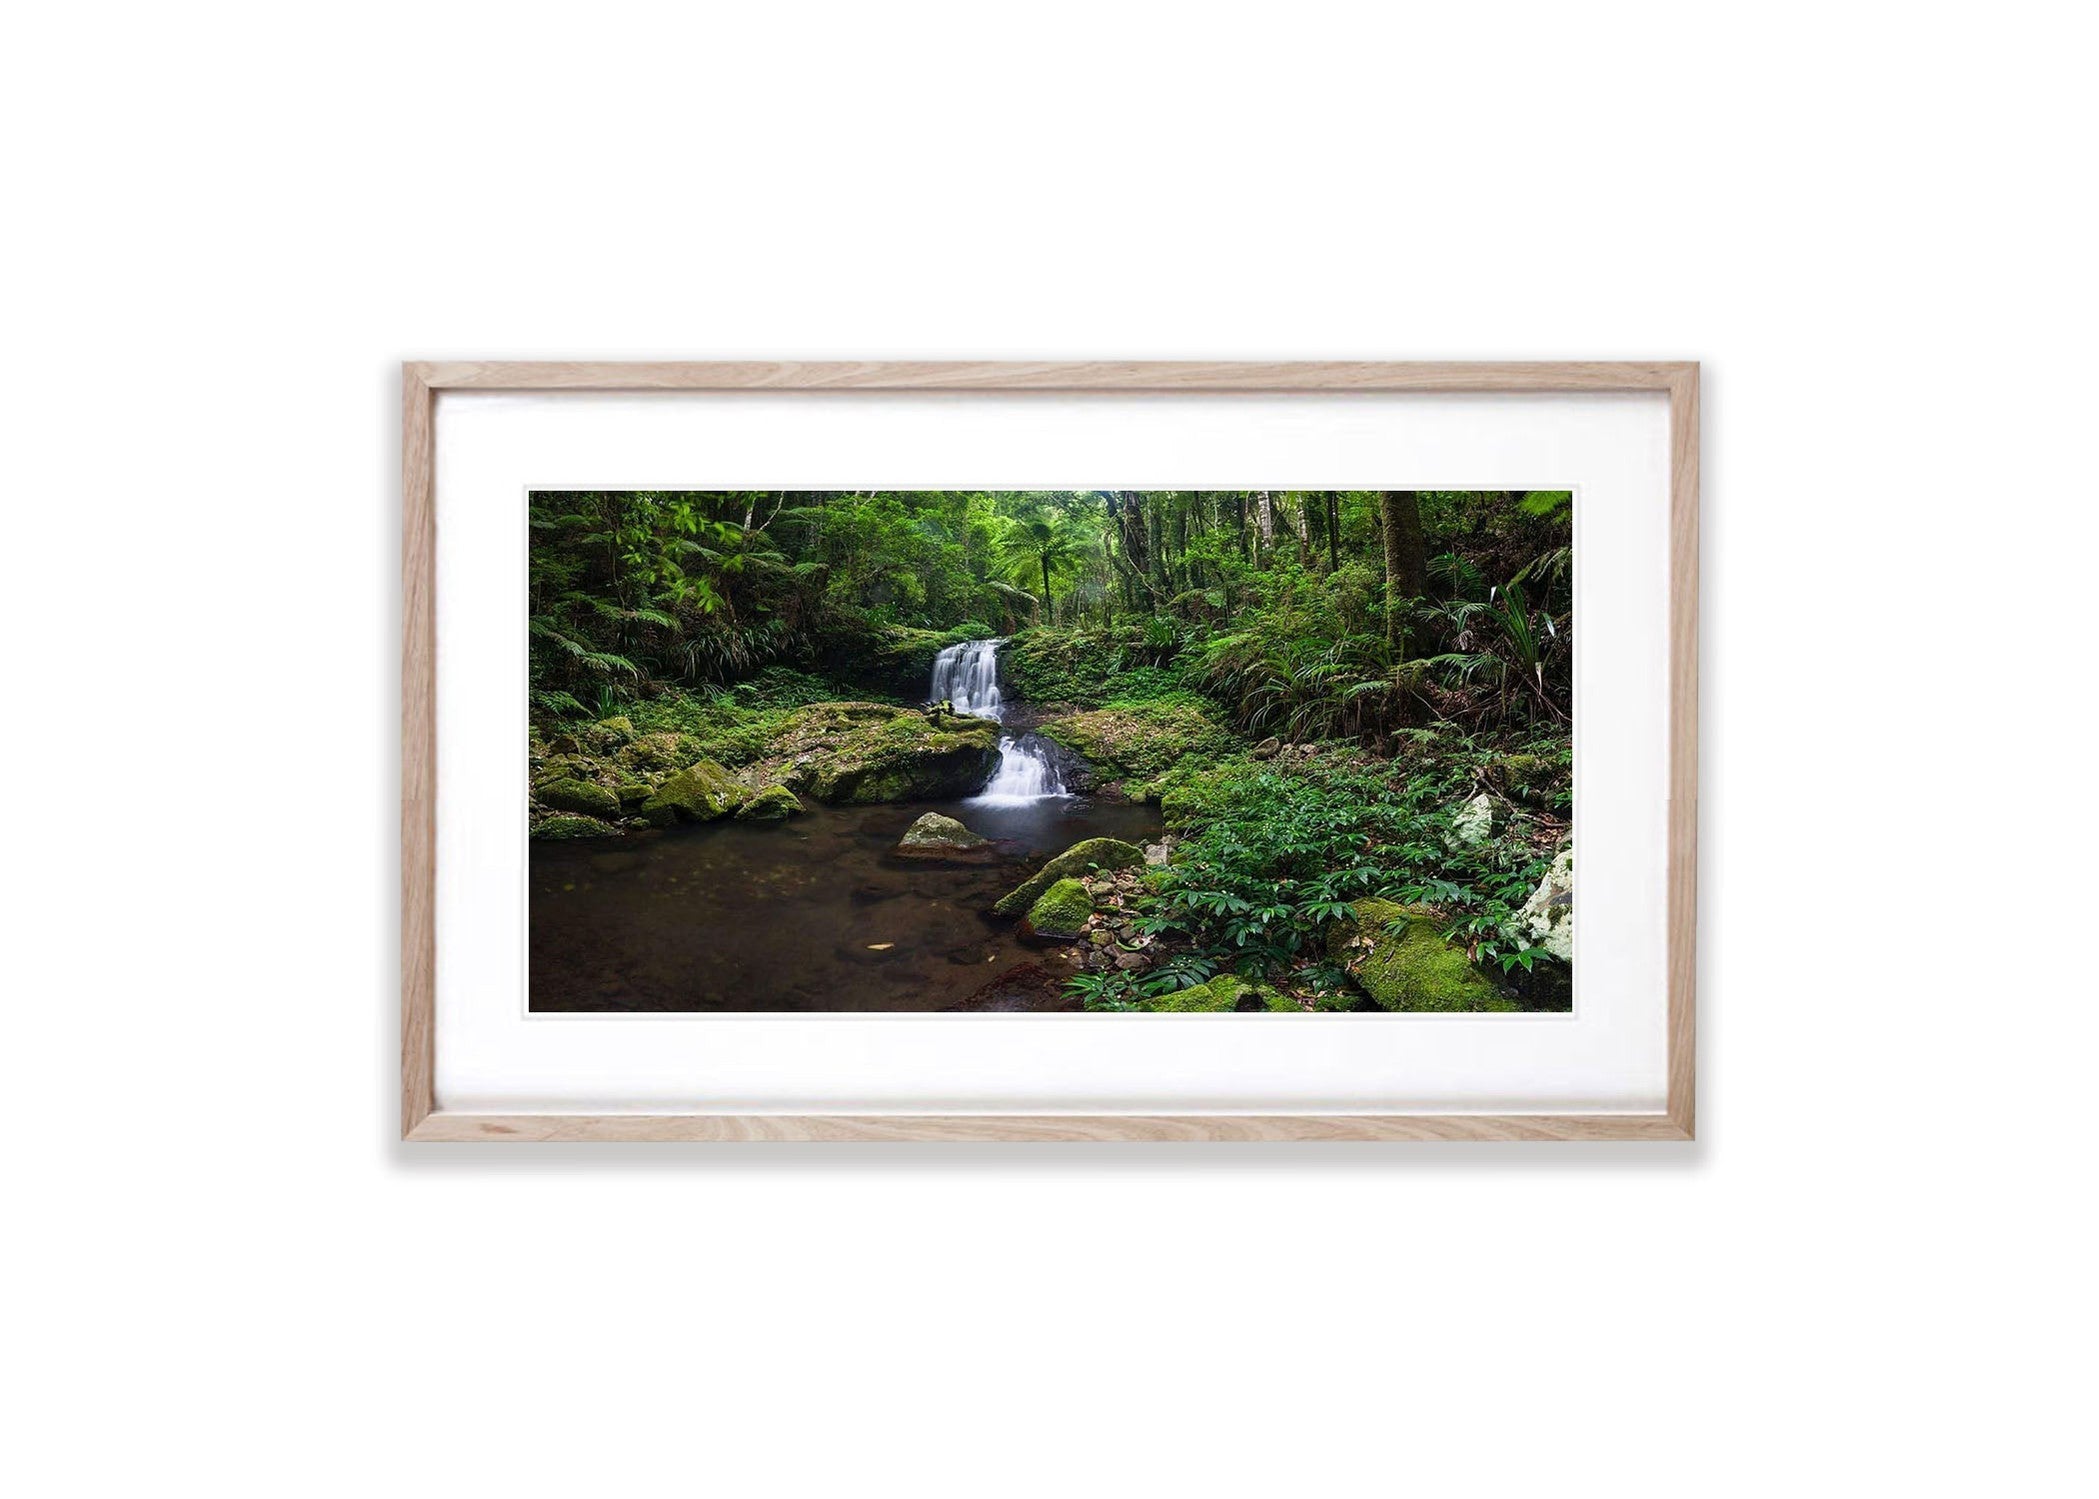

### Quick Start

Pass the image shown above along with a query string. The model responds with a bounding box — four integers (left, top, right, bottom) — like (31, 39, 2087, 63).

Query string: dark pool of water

(530, 795, 1164, 1012)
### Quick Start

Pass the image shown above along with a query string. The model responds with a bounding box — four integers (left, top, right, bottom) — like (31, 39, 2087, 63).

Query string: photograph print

(529, 489, 1572, 1014)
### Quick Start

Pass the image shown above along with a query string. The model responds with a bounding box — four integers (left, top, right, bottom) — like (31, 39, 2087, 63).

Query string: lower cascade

(929, 638, 1068, 805)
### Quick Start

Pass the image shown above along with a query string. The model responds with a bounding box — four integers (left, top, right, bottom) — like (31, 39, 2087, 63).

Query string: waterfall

(974, 733, 1068, 805)
(928, 638, 1069, 805)
(929, 637, 1005, 719)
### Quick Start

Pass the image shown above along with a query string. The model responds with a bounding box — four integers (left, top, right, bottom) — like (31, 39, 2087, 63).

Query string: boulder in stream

(639, 758, 750, 826)
(991, 836, 1147, 917)
(735, 784, 805, 821)
(531, 813, 621, 840)
(536, 777, 621, 818)
(891, 811, 997, 862)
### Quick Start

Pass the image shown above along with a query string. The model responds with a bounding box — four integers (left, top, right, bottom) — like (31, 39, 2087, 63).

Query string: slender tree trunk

(1149, 499, 1170, 599)
(1380, 490, 1427, 650)
(1040, 555, 1052, 621)
(1172, 497, 1189, 595)
(1326, 493, 1340, 572)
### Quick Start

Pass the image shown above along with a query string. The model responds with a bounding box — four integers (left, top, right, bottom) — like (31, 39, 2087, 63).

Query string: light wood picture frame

(402, 361, 1698, 1142)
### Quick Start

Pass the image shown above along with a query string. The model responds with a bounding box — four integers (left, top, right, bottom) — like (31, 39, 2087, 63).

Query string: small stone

(1517, 843, 1574, 960)
(736, 784, 805, 821)
(1448, 792, 1495, 848)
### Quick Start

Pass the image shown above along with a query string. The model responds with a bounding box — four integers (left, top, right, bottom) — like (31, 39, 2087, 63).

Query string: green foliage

(1002, 622, 1190, 705)
(1140, 953, 1219, 993)
(1063, 972, 1148, 1011)
(995, 513, 1095, 620)
(1037, 693, 1237, 782)
(1063, 967, 1244, 1012)
(625, 669, 848, 766)
(1131, 743, 1563, 989)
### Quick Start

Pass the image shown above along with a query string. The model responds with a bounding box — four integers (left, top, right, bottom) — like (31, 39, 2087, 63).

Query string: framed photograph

(402, 362, 1697, 1141)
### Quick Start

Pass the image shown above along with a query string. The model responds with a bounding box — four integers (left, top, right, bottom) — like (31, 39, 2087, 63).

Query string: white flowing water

(929, 636, 1006, 718)
(928, 638, 1069, 806)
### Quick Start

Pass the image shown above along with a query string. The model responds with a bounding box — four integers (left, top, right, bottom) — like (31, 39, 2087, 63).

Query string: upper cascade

(929, 638, 1005, 719)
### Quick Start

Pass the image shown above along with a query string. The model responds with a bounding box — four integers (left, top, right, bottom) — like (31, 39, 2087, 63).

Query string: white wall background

(7, 4, 2091, 1496)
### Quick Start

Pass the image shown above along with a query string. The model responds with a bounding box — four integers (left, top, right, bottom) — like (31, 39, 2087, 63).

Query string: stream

(530, 640, 1161, 1012)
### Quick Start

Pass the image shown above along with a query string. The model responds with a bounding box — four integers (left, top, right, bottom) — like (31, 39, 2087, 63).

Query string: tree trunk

(1040, 555, 1052, 622)
(1326, 492, 1340, 572)
(1149, 498, 1170, 599)
(1380, 490, 1427, 650)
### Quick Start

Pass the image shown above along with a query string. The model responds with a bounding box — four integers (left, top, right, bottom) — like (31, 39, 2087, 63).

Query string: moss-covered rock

(595, 715, 636, 742)
(618, 731, 697, 773)
(1327, 899, 1517, 1012)
(735, 784, 804, 822)
(991, 837, 1148, 917)
(615, 780, 653, 810)
(1488, 752, 1563, 806)
(536, 752, 605, 784)
(531, 814, 620, 840)
(1259, 984, 1367, 1013)
(639, 758, 750, 826)
(1306, 985, 1369, 1013)
(789, 708, 1001, 804)
(1143, 974, 1254, 1012)
(537, 777, 621, 818)
(892, 811, 992, 859)
(1022, 878, 1093, 939)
